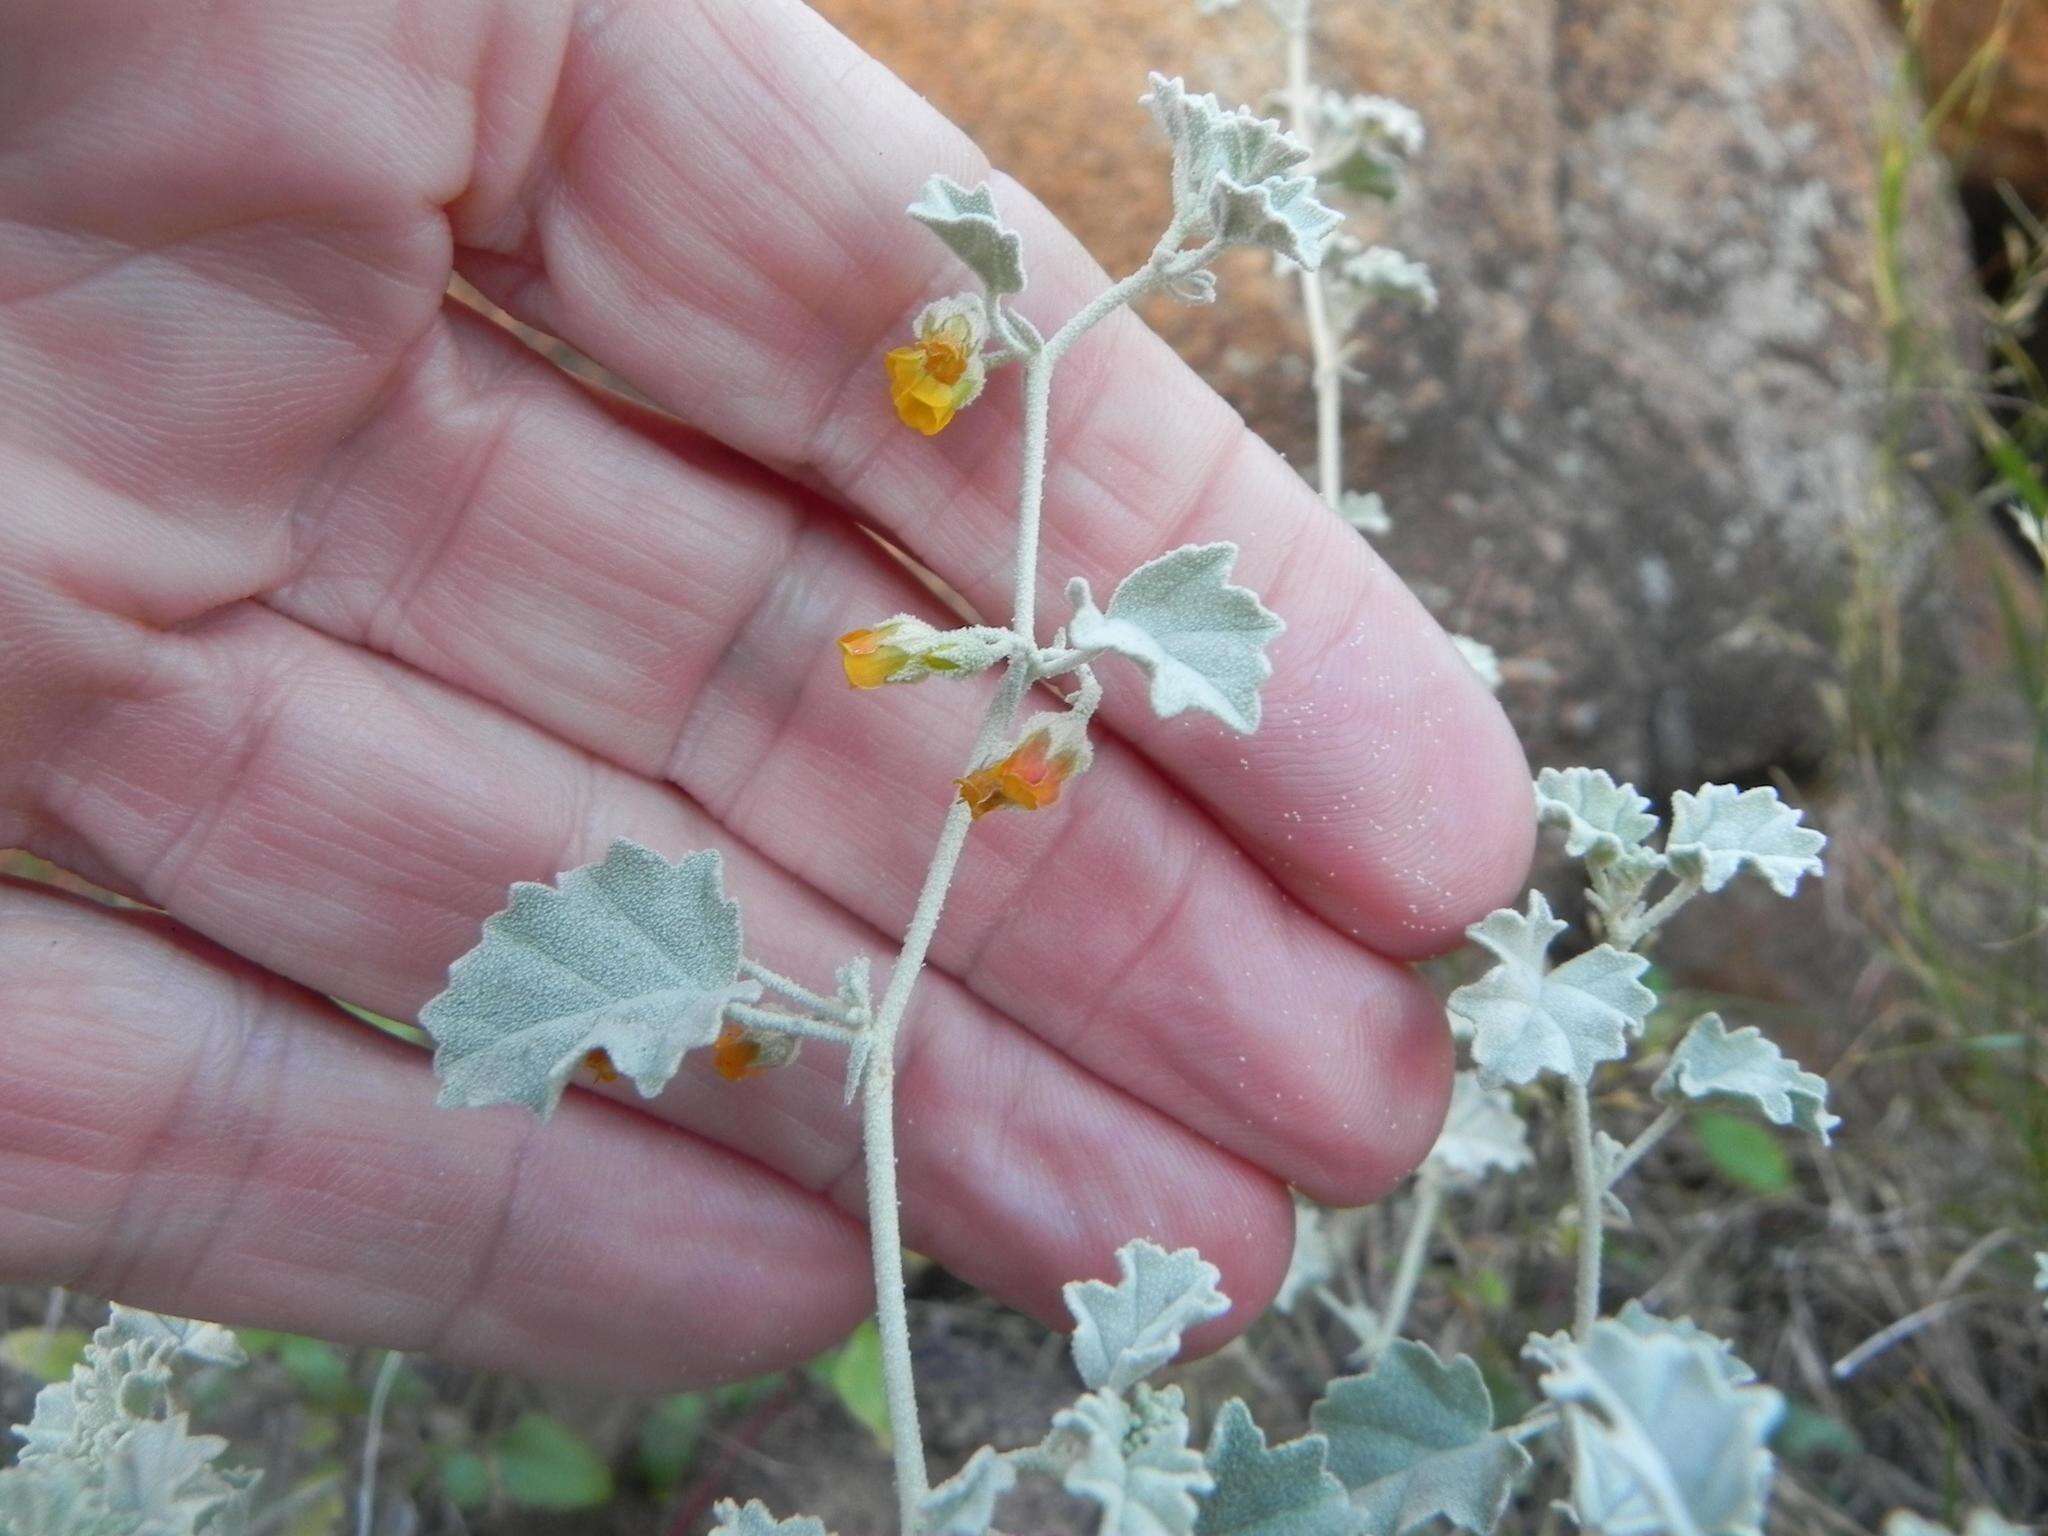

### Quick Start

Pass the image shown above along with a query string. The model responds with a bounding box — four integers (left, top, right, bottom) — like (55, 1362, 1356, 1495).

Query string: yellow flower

(957, 728, 1082, 819)
(582, 1047, 620, 1085)
(713, 1022, 767, 1082)
(885, 297, 986, 435)
(839, 625, 914, 688)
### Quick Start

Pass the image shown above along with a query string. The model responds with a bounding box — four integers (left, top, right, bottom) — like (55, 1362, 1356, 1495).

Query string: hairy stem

(1370, 1166, 1444, 1358)
(356, 1350, 403, 1536)
(739, 959, 864, 1026)
(859, 246, 1214, 1532)
(1566, 1081, 1604, 1337)
(1615, 873, 1703, 950)
(723, 1004, 862, 1046)
(1606, 1106, 1681, 1188)
(1284, 17, 1343, 506)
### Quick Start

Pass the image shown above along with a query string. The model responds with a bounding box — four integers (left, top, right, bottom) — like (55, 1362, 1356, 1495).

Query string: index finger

(457, 0, 1532, 954)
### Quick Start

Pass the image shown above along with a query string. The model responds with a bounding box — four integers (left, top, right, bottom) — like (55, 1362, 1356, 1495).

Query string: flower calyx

(957, 673, 1100, 821)
(885, 294, 990, 435)
(837, 615, 1017, 688)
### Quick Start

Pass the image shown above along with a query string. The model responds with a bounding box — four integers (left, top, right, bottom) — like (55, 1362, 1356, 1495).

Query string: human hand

(0, 0, 1530, 1387)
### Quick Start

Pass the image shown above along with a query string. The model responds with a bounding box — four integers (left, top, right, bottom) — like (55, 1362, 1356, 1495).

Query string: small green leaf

(920, 1445, 1017, 1536)
(494, 1412, 614, 1510)
(1665, 785, 1825, 898)
(1196, 1399, 1351, 1536)
(436, 1449, 492, 1511)
(275, 1336, 354, 1409)
(1, 1329, 90, 1385)
(1534, 768, 1660, 866)
(1064, 1240, 1230, 1394)
(1066, 543, 1284, 735)
(637, 1393, 710, 1494)
(1055, 1385, 1213, 1536)
(815, 1320, 892, 1450)
(1771, 1403, 1861, 1464)
(711, 1498, 833, 1536)
(1691, 1111, 1793, 1196)
(1656, 1014, 1838, 1143)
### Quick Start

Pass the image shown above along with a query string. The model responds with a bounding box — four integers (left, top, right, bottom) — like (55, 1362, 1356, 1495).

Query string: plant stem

(1606, 1106, 1681, 1189)
(355, 1350, 403, 1536)
(1369, 1166, 1443, 1358)
(859, 246, 1212, 1533)
(723, 1004, 861, 1046)
(1284, 16, 1343, 507)
(1616, 872, 1703, 950)
(1565, 1081, 1603, 1338)
(738, 960, 864, 1026)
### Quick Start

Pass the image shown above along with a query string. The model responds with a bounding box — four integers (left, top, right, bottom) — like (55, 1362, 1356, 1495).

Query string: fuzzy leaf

(1884, 1513, 2033, 1536)
(1066, 1240, 1230, 1394)
(1655, 1014, 1838, 1144)
(1449, 635, 1499, 693)
(1448, 894, 1655, 1087)
(711, 1499, 833, 1536)
(1339, 491, 1391, 536)
(1197, 1399, 1352, 1536)
(1534, 768, 1660, 867)
(1612, 1302, 1757, 1386)
(908, 176, 1025, 296)
(1142, 74, 1340, 268)
(1275, 1197, 1337, 1316)
(1057, 1386, 1213, 1536)
(0, 1461, 128, 1536)
(1527, 1320, 1783, 1536)
(423, 840, 760, 1118)
(1665, 785, 1826, 897)
(103, 1416, 253, 1535)
(1311, 1341, 1531, 1535)
(1425, 1072, 1533, 1184)
(1067, 543, 1284, 734)
(921, 1446, 1017, 1536)
(105, 1308, 245, 1371)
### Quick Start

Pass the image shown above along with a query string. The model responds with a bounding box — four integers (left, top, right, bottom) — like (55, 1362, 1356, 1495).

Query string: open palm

(0, 0, 1531, 1387)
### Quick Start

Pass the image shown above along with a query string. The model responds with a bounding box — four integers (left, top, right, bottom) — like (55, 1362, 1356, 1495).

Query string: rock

(1906, 0, 2048, 209)
(813, 0, 1978, 793)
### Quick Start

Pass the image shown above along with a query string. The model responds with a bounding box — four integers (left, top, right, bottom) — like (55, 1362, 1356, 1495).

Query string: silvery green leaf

(1275, 1196, 1338, 1316)
(104, 1416, 251, 1536)
(921, 1447, 1017, 1536)
(710, 1499, 833, 1536)
(1654, 1014, 1838, 1144)
(1197, 1399, 1352, 1536)
(105, 1308, 245, 1370)
(1338, 248, 1436, 312)
(1142, 75, 1340, 269)
(908, 176, 1025, 297)
(1310, 1341, 1531, 1536)
(1340, 492, 1391, 536)
(1613, 1302, 1757, 1386)
(1884, 1514, 2033, 1536)
(1056, 1386, 1213, 1536)
(1526, 1319, 1783, 1536)
(1535, 768, 1661, 867)
(1450, 636, 1499, 693)
(1313, 94, 1424, 201)
(1665, 785, 1826, 898)
(1066, 1240, 1230, 1393)
(423, 840, 761, 1119)
(0, 1461, 126, 1536)
(1208, 175, 1344, 270)
(1067, 543, 1284, 735)
(1448, 894, 1655, 1088)
(1425, 1073, 1533, 1184)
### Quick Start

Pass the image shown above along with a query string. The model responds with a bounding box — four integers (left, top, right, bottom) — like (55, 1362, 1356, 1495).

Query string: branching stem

(737, 961, 864, 1027)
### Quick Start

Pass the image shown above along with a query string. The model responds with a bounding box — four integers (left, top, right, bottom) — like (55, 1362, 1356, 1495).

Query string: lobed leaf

(1526, 1319, 1783, 1536)
(423, 839, 761, 1118)
(1448, 894, 1655, 1087)
(1067, 543, 1284, 735)
(1142, 74, 1340, 268)
(1612, 1301, 1758, 1387)
(1274, 1196, 1337, 1316)
(1196, 1399, 1352, 1536)
(1665, 785, 1825, 898)
(920, 1446, 1017, 1536)
(908, 176, 1025, 296)
(1655, 1014, 1838, 1144)
(1056, 1386, 1214, 1536)
(1310, 1341, 1531, 1536)
(1534, 768, 1660, 867)
(1424, 1072, 1533, 1184)
(1066, 1240, 1231, 1394)
(711, 1499, 834, 1536)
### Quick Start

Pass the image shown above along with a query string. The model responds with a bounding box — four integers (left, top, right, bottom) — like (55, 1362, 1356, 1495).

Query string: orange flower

(838, 625, 914, 689)
(713, 1022, 767, 1082)
(957, 729, 1081, 819)
(582, 1047, 620, 1085)
(885, 300, 986, 435)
